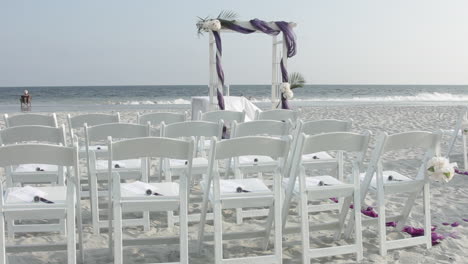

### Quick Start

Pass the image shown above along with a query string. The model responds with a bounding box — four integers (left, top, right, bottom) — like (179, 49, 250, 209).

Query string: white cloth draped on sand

(191, 96, 261, 121)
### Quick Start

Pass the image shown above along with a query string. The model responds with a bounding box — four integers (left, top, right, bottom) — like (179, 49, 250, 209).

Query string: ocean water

(1, 85, 467, 113)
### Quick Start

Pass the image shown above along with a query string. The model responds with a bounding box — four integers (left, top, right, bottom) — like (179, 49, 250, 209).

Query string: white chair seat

(282, 175, 346, 194)
(4, 186, 67, 205)
(205, 178, 271, 197)
(238, 155, 276, 165)
(169, 157, 208, 168)
(95, 159, 141, 170)
(360, 170, 412, 190)
(120, 182, 179, 198)
(13, 164, 58, 173)
(302, 151, 334, 162)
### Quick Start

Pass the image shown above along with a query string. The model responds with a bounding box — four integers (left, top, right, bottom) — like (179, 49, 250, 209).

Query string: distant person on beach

(20, 89, 32, 109)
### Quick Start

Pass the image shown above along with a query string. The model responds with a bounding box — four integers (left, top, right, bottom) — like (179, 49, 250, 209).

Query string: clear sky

(1, 0, 467, 86)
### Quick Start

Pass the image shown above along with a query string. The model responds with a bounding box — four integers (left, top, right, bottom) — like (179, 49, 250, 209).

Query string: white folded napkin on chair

(8, 186, 47, 202)
(122, 181, 156, 195)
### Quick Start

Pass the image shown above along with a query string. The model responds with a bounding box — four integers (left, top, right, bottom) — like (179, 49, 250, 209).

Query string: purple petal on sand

(463, 218, 468, 222)
(451, 222, 460, 227)
(329, 197, 339, 203)
(386, 222, 397, 227)
(403, 226, 425, 237)
(431, 232, 445, 245)
(431, 225, 437, 231)
(361, 207, 378, 218)
(349, 204, 354, 209)
(442, 222, 450, 226)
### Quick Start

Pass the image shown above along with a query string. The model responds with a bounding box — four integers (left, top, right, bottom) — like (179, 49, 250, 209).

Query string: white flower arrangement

(280, 82, 294, 99)
(283, 90, 294, 100)
(280, 82, 291, 93)
(427, 156, 457, 183)
(201, 19, 221, 31)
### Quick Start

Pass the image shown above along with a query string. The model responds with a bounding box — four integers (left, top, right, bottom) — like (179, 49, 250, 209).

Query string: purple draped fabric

(250, 19, 280, 35)
(280, 59, 290, 109)
(212, 31, 225, 110)
(275, 21, 297, 58)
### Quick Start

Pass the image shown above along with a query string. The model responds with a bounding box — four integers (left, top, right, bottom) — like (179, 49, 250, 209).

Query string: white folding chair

(84, 123, 150, 234)
(3, 113, 58, 128)
(67, 112, 120, 156)
(446, 106, 468, 168)
(254, 109, 298, 124)
(282, 132, 370, 262)
(285, 119, 353, 213)
(0, 143, 83, 264)
(108, 136, 194, 264)
(198, 136, 290, 264)
(161, 120, 223, 227)
(0, 125, 69, 238)
(137, 111, 187, 137)
(230, 120, 292, 224)
(351, 131, 441, 256)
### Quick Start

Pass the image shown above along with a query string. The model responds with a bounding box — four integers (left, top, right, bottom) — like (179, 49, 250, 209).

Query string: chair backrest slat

(0, 125, 66, 146)
(137, 112, 186, 126)
(161, 121, 223, 139)
(232, 120, 291, 138)
(200, 110, 245, 125)
(110, 137, 194, 161)
(4, 113, 58, 128)
(300, 132, 371, 155)
(299, 119, 352, 135)
(383, 131, 440, 152)
(213, 136, 291, 160)
(85, 123, 149, 142)
(68, 113, 120, 129)
(0, 144, 77, 167)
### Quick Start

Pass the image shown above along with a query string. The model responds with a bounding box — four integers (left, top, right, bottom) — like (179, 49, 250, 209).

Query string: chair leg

(235, 169, 243, 225)
(76, 194, 84, 263)
(89, 173, 100, 235)
(300, 192, 310, 264)
(197, 192, 210, 253)
(214, 201, 223, 264)
(423, 183, 432, 249)
(334, 196, 352, 240)
(67, 204, 77, 264)
(166, 170, 175, 229)
(377, 190, 387, 256)
(179, 203, 189, 263)
(113, 202, 123, 264)
(274, 195, 282, 261)
(262, 205, 275, 250)
(353, 191, 363, 261)
(0, 213, 6, 264)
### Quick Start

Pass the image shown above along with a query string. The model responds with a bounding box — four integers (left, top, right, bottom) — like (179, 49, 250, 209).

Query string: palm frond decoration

(217, 10, 238, 28)
(217, 10, 238, 21)
(289, 72, 306, 89)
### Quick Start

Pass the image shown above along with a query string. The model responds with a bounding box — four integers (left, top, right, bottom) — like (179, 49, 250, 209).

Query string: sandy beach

(1, 104, 467, 264)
